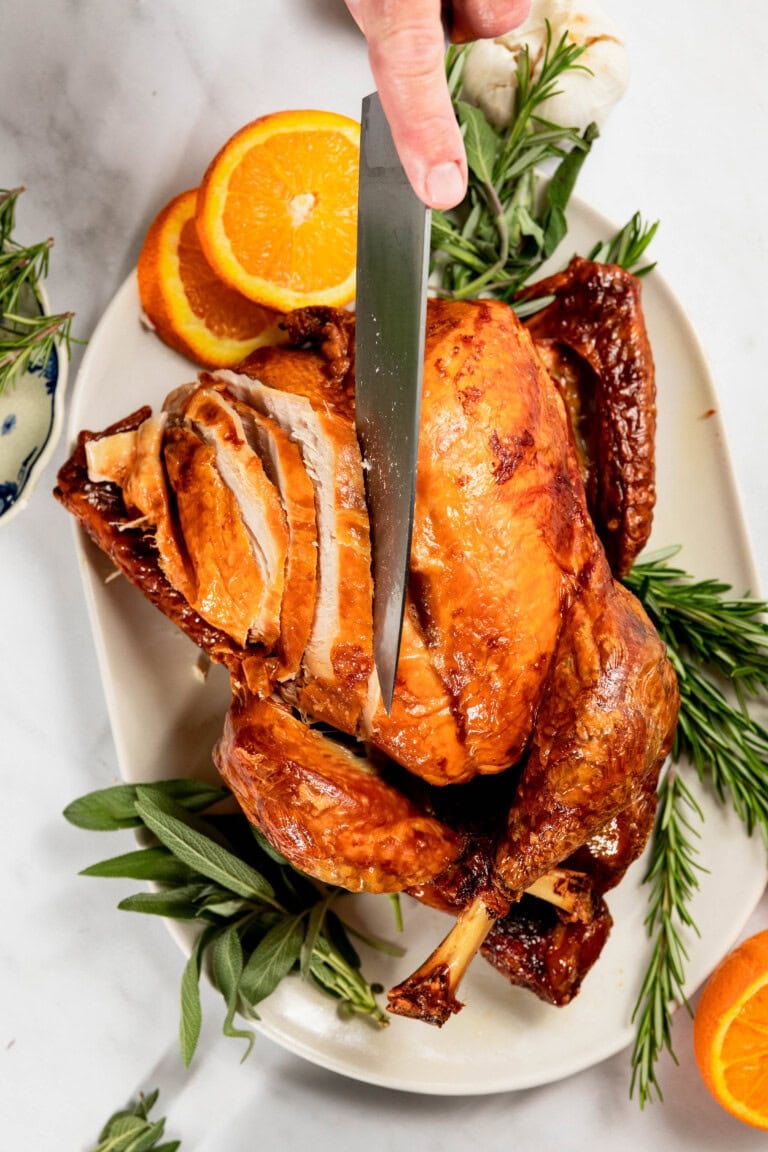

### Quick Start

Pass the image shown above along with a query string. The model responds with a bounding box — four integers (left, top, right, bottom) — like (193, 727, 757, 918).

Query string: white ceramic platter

(67, 198, 767, 1095)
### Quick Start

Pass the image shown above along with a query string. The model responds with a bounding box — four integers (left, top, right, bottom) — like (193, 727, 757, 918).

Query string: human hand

(346, 0, 531, 209)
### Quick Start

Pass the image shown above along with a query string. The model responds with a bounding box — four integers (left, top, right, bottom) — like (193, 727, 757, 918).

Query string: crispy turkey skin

(55, 274, 679, 1019)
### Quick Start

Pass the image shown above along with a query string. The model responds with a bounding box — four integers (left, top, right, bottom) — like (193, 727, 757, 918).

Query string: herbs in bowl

(0, 187, 75, 523)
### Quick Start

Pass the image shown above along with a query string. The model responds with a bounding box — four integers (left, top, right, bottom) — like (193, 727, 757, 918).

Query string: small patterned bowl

(0, 284, 68, 526)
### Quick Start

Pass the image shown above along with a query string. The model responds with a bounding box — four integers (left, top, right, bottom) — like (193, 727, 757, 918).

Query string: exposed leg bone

(387, 895, 498, 1026)
(388, 866, 597, 1025)
(525, 867, 596, 923)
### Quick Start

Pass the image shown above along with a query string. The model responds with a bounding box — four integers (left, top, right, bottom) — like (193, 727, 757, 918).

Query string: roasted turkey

(55, 261, 679, 1023)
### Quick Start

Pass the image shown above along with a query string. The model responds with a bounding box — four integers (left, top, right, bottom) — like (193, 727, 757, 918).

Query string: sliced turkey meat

(178, 386, 289, 652)
(84, 428, 137, 487)
(216, 368, 374, 732)
(85, 411, 196, 604)
(163, 423, 273, 648)
(229, 398, 318, 680)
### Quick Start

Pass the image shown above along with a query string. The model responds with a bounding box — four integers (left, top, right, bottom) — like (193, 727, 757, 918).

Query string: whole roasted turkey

(56, 259, 679, 1023)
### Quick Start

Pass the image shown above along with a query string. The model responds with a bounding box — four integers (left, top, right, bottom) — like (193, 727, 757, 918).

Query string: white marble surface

(2, 1, 768, 1147)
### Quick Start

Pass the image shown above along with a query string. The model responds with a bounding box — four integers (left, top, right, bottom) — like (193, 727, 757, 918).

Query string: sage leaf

(457, 100, 498, 186)
(325, 909, 362, 970)
(179, 927, 217, 1067)
(307, 933, 387, 1023)
(542, 204, 567, 260)
(430, 209, 456, 245)
(250, 824, 290, 866)
(212, 925, 254, 1059)
(134, 788, 281, 907)
(118, 886, 211, 920)
(542, 121, 598, 257)
(101, 1114, 147, 1139)
(198, 894, 248, 918)
(64, 779, 228, 831)
(81, 846, 195, 884)
(300, 898, 329, 980)
(240, 916, 304, 1008)
(89, 1087, 179, 1152)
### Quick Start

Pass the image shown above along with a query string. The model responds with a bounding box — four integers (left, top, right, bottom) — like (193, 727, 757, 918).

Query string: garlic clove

(460, 0, 630, 136)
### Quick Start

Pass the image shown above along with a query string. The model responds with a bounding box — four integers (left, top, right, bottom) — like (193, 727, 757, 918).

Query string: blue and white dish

(0, 284, 68, 527)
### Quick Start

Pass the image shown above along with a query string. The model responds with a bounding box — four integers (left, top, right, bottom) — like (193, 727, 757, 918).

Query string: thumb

(355, 0, 467, 209)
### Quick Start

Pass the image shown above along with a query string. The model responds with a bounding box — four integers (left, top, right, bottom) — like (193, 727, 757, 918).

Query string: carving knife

(354, 90, 431, 713)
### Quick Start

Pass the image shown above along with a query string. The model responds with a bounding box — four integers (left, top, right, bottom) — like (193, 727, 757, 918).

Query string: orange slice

(137, 188, 284, 368)
(693, 929, 768, 1129)
(196, 110, 360, 311)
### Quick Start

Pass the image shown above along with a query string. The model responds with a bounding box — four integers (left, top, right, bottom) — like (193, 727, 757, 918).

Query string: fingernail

(425, 161, 466, 209)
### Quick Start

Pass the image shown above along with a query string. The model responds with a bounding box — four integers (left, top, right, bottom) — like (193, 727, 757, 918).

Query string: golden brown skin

(54, 410, 262, 685)
(216, 692, 463, 893)
(384, 548, 678, 1024)
(55, 291, 678, 1011)
(163, 423, 271, 648)
(400, 298, 594, 775)
(522, 258, 657, 576)
(237, 298, 603, 788)
(495, 561, 678, 897)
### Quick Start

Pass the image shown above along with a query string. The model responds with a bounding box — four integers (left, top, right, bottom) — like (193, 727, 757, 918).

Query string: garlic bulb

(460, 0, 630, 136)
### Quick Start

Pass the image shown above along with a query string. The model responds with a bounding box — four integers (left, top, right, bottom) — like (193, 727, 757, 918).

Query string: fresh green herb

(65, 779, 397, 1066)
(628, 764, 706, 1106)
(63, 777, 230, 831)
(625, 548, 768, 840)
(88, 1087, 179, 1152)
(623, 548, 768, 1104)
(588, 211, 659, 277)
(431, 26, 596, 302)
(0, 186, 76, 392)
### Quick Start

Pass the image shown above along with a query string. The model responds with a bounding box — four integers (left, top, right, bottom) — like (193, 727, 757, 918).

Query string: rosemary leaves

(0, 186, 75, 393)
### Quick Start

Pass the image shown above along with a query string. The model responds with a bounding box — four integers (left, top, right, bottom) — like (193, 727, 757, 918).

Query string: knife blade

(355, 90, 431, 713)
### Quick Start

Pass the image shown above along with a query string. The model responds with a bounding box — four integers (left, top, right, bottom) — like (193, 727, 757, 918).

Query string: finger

(344, 0, 364, 34)
(358, 0, 467, 209)
(451, 0, 531, 42)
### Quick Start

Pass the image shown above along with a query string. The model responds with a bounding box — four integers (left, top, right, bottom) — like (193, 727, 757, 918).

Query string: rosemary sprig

(64, 779, 397, 1066)
(88, 1088, 179, 1152)
(623, 548, 768, 1104)
(588, 211, 659, 277)
(625, 548, 768, 839)
(432, 26, 596, 302)
(628, 764, 706, 1106)
(0, 186, 21, 248)
(0, 186, 76, 392)
(0, 309, 76, 383)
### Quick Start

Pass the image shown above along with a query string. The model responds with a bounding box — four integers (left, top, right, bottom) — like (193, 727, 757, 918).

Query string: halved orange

(137, 188, 285, 368)
(196, 110, 360, 311)
(693, 929, 768, 1129)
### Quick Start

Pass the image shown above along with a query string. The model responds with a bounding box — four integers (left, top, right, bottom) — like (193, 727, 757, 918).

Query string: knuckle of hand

(458, 0, 531, 36)
(369, 20, 444, 79)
